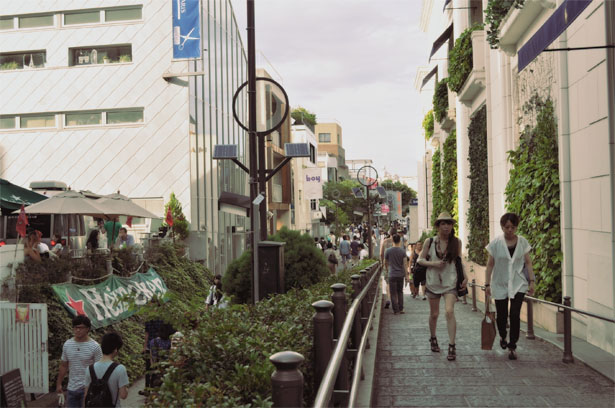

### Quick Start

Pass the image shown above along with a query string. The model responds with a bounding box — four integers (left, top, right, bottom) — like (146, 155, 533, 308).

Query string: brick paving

(372, 292, 615, 407)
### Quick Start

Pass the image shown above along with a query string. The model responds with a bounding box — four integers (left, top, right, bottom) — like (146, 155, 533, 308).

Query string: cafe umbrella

(94, 193, 161, 245)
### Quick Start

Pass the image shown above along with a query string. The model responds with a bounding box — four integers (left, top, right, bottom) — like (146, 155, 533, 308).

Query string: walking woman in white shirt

(485, 213, 536, 360)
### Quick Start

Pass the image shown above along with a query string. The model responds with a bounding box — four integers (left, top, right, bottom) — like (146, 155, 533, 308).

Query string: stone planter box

(458, 30, 486, 107)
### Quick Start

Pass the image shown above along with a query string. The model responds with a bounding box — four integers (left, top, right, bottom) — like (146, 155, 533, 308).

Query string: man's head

(118, 227, 128, 240)
(97, 218, 105, 227)
(72, 315, 92, 340)
(393, 234, 401, 246)
(101, 332, 123, 356)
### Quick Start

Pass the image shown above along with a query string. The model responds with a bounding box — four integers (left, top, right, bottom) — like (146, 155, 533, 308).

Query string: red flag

(165, 208, 174, 227)
(16, 205, 28, 238)
(126, 216, 133, 228)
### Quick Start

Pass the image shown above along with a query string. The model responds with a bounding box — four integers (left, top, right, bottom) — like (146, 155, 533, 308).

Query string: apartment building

(290, 123, 320, 235)
(0, 0, 249, 275)
(315, 121, 349, 181)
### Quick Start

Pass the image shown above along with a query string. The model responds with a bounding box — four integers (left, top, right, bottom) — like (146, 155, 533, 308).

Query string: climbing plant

(433, 78, 449, 123)
(484, 0, 525, 48)
(430, 148, 442, 226)
(505, 95, 561, 302)
(441, 129, 458, 223)
(448, 23, 484, 93)
(467, 106, 489, 265)
(423, 110, 434, 140)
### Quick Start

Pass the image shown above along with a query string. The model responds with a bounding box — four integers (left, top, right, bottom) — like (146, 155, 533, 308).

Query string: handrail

(347, 271, 381, 407)
(313, 264, 381, 408)
(468, 281, 615, 324)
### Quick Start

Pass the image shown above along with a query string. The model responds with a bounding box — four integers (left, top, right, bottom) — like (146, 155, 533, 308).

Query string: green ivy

(431, 148, 442, 226)
(433, 78, 449, 123)
(467, 106, 489, 265)
(441, 129, 458, 223)
(448, 24, 484, 93)
(484, 0, 525, 48)
(422, 110, 434, 140)
(505, 95, 562, 302)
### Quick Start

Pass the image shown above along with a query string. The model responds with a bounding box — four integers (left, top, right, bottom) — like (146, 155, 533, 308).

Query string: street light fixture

(212, 144, 249, 174)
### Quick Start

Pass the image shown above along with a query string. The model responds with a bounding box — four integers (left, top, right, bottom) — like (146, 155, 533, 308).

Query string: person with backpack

(56, 315, 103, 408)
(84, 332, 129, 407)
(324, 242, 338, 275)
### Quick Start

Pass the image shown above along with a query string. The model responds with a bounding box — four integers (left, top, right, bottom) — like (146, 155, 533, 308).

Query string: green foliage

(291, 107, 317, 128)
(164, 192, 190, 241)
(448, 24, 484, 93)
(321, 179, 365, 232)
(224, 228, 329, 304)
(433, 78, 449, 123)
(422, 110, 434, 140)
(484, 0, 525, 48)
(15, 242, 212, 390)
(441, 130, 458, 223)
(418, 230, 434, 244)
(431, 148, 442, 226)
(148, 260, 377, 407)
(380, 180, 418, 208)
(505, 95, 561, 302)
(467, 106, 490, 265)
(1, 61, 19, 70)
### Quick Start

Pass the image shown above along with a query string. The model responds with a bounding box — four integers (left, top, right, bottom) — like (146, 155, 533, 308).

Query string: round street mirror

(232, 77, 290, 136)
(357, 165, 378, 187)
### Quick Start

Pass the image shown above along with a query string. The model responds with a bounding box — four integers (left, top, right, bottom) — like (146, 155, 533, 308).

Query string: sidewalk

(372, 291, 615, 407)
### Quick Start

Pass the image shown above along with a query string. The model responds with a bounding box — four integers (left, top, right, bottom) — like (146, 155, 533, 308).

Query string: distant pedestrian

(380, 228, 396, 309)
(358, 243, 368, 260)
(206, 274, 225, 309)
(339, 235, 351, 268)
(411, 241, 427, 300)
(418, 212, 466, 361)
(314, 237, 322, 250)
(350, 235, 360, 263)
(149, 324, 173, 387)
(384, 234, 409, 315)
(56, 315, 103, 408)
(319, 237, 327, 252)
(324, 242, 338, 275)
(485, 212, 535, 360)
(139, 319, 164, 395)
(84, 332, 129, 407)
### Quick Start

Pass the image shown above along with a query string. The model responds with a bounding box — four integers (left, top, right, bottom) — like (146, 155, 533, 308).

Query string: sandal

(508, 349, 517, 360)
(447, 344, 456, 361)
(500, 338, 508, 350)
(430, 337, 440, 352)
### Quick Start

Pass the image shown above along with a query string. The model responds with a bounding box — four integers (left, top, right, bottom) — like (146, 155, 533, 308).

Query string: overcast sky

(230, 0, 429, 186)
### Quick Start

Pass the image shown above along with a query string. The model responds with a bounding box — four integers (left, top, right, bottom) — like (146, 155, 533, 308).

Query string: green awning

(0, 178, 47, 214)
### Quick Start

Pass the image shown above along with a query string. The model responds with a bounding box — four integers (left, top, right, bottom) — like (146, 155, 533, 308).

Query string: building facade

(0, 0, 249, 275)
(315, 121, 348, 181)
(290, 123, 320, 235)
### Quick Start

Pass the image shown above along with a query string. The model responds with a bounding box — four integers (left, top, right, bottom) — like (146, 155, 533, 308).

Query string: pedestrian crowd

(315, 222, 379, 275)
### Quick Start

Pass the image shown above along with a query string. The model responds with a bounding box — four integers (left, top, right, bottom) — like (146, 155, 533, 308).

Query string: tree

(380, 180, 418, 208)
(321, 180, 365, 233)
(164, 193, 190, 240)
(291, 107, 317, 128)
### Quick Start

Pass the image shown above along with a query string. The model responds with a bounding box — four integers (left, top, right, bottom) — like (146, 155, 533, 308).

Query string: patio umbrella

(0, 178, 47, 215)
(95, 193, 161, 245)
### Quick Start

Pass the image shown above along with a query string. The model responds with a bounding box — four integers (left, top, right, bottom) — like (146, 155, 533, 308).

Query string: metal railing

(468, 279, 615, 363)
(268, 261, 381, 407)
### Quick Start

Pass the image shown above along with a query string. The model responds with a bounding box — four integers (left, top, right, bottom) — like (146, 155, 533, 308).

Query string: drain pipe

(605, 0, 615, 309)
(557, 21, 573, 301)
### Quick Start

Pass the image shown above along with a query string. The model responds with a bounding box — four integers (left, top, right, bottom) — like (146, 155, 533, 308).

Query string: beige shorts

(425, 288, 457, 299)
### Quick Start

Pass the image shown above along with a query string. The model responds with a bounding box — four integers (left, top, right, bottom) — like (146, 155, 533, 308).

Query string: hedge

(485, 0, 525, 48)
(422, 110, 434, 140)
(147, 259, 378, 407)
(431, 148, 442, 227)
(441, 129, 458, 223)
(467, 105, 490, 265)
(448, 24, 483, 93)
(433, 78, 449, 123)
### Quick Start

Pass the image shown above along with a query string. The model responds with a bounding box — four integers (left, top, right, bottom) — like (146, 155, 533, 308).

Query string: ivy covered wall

(431, 148, 442, 226)
(441, 129, 458, 223)
(467, 106, 489, 265)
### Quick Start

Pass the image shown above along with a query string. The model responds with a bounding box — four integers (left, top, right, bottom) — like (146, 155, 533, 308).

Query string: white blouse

(486, 234, 532, 300)
(425, 237, 458, 294)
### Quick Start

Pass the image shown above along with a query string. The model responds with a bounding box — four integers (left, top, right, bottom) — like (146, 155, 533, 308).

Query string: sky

(230, 0, 430, 186)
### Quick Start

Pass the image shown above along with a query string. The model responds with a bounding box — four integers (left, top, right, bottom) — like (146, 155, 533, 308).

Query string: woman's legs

(494, 297, 509, 341)
(443, 293, 457, 345)
(508, 292, 526, 350)
(428, 296, 440, 337)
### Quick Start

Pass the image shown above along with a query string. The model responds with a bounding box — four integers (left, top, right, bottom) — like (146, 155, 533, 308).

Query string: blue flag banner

(172, 0, 201, 59)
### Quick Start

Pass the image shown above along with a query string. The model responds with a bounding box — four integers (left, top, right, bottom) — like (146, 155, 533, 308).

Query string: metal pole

(253, 204, 260, 302)
(471, 279, 477, 312)
(562, 296, 574, 363)
(367, 186, 372, 259)
(526, 297, 535, 339)
(247, 0, 259, 303)
(270, 351, 304, 408)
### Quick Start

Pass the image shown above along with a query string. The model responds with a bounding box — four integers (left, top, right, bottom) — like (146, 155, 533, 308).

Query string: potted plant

(103, 56, 111, 64)
(119, 54, 132, 63)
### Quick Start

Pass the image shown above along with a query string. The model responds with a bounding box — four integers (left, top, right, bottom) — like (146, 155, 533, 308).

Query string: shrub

(148, 260, 378, 407)
(164, 193, 190, 241)
(484, 0, 525, 48)
(222, 249, 253, 304)
(430, 148, 442, 226)
(433, 78, 449, 123)
(422, 110, 434, 140)
(448, 24, 483, 93)
(467, 106, 490, 265)
(441, 129, 458, 223)
(505, 95, 561, 302)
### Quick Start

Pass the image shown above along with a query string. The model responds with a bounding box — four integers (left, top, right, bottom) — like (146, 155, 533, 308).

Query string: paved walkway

(372, 291, 615, 407)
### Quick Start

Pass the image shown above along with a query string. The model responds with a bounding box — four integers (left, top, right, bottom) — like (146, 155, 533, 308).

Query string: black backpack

(85, 362, 118, 407)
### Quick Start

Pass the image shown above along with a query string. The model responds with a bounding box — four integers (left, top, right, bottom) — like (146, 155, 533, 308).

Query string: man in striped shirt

(56, 315, 102, 408)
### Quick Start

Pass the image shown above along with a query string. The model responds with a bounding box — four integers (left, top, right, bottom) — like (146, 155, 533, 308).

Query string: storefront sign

(304, 168, 324, 200)
(172, 0, 201, 59)
(0, 369, 26, 408)
(51, 268, 168, 329)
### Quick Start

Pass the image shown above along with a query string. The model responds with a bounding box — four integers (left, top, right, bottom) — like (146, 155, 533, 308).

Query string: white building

(0, 0, 249, 275)
(290, 123, 320, 236)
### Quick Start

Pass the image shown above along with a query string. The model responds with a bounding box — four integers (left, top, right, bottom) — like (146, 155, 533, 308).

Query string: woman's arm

(484, 255, 495, 297)
(524, 252, 535, 295)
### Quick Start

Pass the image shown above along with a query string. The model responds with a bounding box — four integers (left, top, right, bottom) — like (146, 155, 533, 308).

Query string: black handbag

(455, 256, 468, 296)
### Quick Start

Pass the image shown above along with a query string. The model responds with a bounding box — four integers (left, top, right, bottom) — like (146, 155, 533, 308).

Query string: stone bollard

(562, 296, 574, 363)
(312, 300, 334, 391)
(350, 275, 362, 350)
(471, 279, 477, 312)
(270, 351, 304, 408)
(330, 283, 350, 396)
(525, 297, 535, 339)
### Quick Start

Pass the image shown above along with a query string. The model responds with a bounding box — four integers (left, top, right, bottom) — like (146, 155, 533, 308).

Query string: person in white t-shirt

(358, 243, 368, 260)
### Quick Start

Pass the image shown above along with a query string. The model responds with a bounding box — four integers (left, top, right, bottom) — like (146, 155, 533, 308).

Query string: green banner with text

(51, 268, 168, 329)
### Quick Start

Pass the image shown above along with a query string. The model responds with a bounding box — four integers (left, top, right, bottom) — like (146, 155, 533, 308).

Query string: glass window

(0, 51, 46, 70)
(70, 45, 131, 66)
(19, 14, 54, 29)
(105, 7, 142, 22)
(0, 17, 14, 30)
(107, 109, 143, 124)
(0, 116, 16, 129)
(20, 114, 55, 128)
(319, 133, 331, 143)
(65, 112, 102, 126)
(64, 10, 100, 25)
